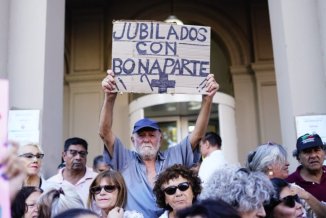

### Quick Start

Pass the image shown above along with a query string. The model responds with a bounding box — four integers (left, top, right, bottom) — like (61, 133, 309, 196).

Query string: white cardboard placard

(111, 20, 211, 94)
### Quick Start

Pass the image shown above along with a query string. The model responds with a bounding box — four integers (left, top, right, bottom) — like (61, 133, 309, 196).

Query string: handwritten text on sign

(111, 21, 211, 94)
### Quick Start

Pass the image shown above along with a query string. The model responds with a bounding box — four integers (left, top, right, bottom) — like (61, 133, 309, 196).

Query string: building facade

(1, 0, 325, 177)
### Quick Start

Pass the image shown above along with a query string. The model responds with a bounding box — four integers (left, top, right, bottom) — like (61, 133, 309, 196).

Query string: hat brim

(133, 126, 160, 133)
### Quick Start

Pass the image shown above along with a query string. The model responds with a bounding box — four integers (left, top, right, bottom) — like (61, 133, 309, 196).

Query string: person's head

(200, 166, 274, 218)
(293, 133, 325, 173)
(18, 143, 44, 177)
(11, 186, 43, 218)
(93, 155, 110, 173)
(199, 132, 222, 158)
(153, 164, 202, 213)
(246, 142, 289, 179)
(177, 198, 241, 218)
(62, 137, 88, 172)
(87, 170, 126, 212)
(38, 184, 85, 218)
(131, 118, 162, 160)
(53, 208, 98, 218)
(264, 178, 304, 218)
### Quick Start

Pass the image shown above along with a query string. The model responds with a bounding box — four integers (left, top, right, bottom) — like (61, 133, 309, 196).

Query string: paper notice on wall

(0, 79, 10, 218)
(8, 110, 40, 145)
(295, 115, 326, 143)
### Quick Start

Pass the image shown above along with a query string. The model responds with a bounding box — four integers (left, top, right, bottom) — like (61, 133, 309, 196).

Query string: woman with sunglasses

(18, 143, 47, 189)
(200, 166, 274, 218)
(246, 143, 326, 218)
(264, 178, 305, 218)
(88, 170, 143, 218)
(153, 164, 202, 218)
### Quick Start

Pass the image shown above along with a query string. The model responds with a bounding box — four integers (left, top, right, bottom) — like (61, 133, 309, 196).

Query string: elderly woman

(18, 143, 46, 188)
(153, 164, 202, 218)
(246, 142, 326, 218)
(246, 142, 289, 179)
(38, 184, 85, 218)
(11, 186, 43, 218)
(200, 166, 274, 217)
(264, 178, 305, 218)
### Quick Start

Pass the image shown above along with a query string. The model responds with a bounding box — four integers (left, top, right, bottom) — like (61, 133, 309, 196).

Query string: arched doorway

(129, 92, 239, 164)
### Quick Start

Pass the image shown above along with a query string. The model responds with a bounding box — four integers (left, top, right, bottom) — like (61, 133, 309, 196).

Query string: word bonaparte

(113, 57, 209, 76)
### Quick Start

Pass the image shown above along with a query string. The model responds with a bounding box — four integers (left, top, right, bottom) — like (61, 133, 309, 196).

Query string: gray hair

(38, 183, 85, 217)
(200, 166, 274, 213)
(245, 143, 287, 174)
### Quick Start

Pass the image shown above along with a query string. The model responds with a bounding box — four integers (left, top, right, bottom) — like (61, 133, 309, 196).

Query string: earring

(268, 171, 274, 176)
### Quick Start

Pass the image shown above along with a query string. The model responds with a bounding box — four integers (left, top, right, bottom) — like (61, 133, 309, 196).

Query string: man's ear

(131, 135, 135, 143)
(62, 151, 66, 161)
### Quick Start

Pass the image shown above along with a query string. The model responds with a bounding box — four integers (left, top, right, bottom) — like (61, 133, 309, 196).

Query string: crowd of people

(1, 70, 326, 218)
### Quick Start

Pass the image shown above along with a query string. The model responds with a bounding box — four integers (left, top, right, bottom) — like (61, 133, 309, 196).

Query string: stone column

(268, 0, 326, 170)
(218, 97, 238, 164)
(7, 0, 66, 177)
(230, 65, 260, 164)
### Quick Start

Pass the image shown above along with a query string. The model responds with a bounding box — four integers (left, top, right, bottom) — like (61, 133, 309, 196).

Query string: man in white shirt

(47, 137, 97, 206)
(198, 132, 227, 186)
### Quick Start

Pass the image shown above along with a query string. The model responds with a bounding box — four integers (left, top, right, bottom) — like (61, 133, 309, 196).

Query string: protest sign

(0, 79, 10, 218)
(111, 20, 211, 94)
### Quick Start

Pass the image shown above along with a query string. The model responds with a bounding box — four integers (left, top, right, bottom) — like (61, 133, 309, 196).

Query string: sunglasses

(163, 182, 190, 195)
(90, 185, 118, 195)
(277, 194, 301, 208)
(19, 153, 44, 159)
(66, 149, 88, 158)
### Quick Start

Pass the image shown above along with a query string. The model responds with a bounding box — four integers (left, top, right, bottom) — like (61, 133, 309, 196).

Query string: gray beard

(137, 146, 158, 160)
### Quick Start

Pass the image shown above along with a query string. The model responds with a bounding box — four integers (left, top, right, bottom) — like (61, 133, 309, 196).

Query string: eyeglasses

(25, 203, 37, 211)
(277, 194, 301, 208)
(66, 149, 88, 158)
(19, 153, 44, 159)
(163, 182, 190, 195)
(90, 185, 118, 195)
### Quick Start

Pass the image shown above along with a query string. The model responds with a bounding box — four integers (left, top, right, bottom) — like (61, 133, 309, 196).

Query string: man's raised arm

(99, 70, 117, 156)
(190, 74, 219, 150)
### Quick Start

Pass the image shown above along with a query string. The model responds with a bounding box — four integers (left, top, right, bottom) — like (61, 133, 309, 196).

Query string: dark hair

(64, 137, 88, 151)
(11, 186, 43, 218)
(177, 198, 241, 218)
(53, 208, 98, 218)
(264, 178, 290, 218)
(93, 155, 104, 168)
(153, 164, 202, 211)
(201, 132, 222, 148)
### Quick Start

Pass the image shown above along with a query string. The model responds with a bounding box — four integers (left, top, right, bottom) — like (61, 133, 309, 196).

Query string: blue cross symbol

(151, 73, 176, 93)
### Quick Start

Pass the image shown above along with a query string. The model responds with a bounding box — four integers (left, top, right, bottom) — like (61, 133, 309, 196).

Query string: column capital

(229, 65, 252, 76)
(251, 62, 275, 73)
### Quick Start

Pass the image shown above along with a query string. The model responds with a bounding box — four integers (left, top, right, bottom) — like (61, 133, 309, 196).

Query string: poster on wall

(111, 20, 211, 94)
(295, 115, 326, 143)
(8, 110, 40, 145)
